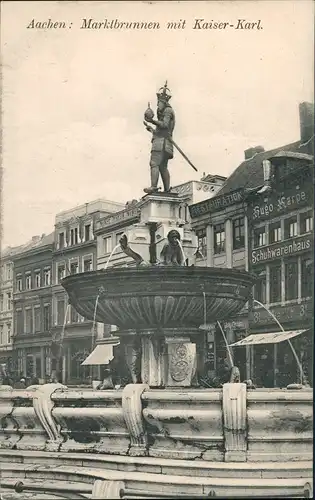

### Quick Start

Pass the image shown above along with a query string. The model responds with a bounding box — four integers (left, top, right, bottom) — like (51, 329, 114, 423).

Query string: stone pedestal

(139, 192, 182, 225)
(141, 335, 167, 387)
(119, 328, 199, 388)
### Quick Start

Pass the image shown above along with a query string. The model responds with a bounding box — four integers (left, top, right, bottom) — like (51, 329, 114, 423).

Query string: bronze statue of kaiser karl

(143, 82, 175, 194)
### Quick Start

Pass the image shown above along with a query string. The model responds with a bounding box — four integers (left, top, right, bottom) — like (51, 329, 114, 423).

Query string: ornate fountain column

(119, 328, 199, 388)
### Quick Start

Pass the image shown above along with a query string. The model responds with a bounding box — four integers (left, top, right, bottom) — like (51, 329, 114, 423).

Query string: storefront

(231, 328, 313, 387)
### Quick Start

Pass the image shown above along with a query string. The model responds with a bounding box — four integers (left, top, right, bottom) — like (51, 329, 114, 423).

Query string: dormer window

(58, 232, 65, 249)
(70, 227, 79, 246)
(84, 224, 91, 241)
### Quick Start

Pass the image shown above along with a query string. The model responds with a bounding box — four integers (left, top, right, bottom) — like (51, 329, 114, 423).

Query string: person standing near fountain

(143, 82, 175, 194)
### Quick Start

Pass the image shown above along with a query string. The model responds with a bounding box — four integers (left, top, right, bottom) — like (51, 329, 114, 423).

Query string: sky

(1, 0, 314, 248)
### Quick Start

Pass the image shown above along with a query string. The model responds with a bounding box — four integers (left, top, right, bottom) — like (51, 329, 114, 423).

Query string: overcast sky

(1, 0, 313, 248)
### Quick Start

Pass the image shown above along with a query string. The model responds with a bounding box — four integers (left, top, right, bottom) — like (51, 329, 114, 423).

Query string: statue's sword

(143, 121, 198, 172)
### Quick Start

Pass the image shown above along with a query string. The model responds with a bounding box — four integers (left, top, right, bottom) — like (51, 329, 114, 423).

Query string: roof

(12, 232, 54, 259)
(1, 243, 27, 260)
(217, 136, 314, 196)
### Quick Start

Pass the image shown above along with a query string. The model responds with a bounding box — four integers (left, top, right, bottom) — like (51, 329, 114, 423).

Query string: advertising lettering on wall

(98, 207, 141, 229)
(251, 234, 312, 265)
(249, 300, 313, 327)
(249, 184, 310, 222)
(189, 189, 244, 219)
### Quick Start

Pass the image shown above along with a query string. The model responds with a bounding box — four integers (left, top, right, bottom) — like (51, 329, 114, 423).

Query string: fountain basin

(61, 267, 255, 330)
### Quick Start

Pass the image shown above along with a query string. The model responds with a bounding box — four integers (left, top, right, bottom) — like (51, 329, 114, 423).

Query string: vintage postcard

(0, 0, 313, 498)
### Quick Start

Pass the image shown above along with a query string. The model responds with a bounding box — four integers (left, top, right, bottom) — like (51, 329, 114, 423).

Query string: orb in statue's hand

(144, 107, 154, 122)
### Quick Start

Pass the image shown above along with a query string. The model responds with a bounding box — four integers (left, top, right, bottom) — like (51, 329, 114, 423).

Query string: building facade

(247, 150, 313, 387)
(189, 102, 314, 386)
(0, 247, 17, 372)
(51, 199, 124, 385)
(12, 234, 54, 382)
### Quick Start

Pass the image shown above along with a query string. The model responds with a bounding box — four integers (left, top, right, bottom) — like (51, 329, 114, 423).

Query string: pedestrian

(14, 377, 26, 389)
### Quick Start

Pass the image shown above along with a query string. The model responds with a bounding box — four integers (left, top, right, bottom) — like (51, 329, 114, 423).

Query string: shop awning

(229, 329, 308, 347)
(81, 344, 116, 366)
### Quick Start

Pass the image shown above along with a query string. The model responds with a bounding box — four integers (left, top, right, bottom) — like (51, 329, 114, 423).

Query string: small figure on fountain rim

(119, 230, 184, 267)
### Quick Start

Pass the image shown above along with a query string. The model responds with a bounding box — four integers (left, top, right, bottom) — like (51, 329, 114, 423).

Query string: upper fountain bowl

(62, 267, 255, 330)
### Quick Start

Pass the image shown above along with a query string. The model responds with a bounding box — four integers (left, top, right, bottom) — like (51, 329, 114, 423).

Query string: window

(103, 236, 112, 254)
(6, 323, 11, 344)
(83, 256, 93, 272)
(269, 262, 282, 303)
(254, 267, 267, 304)
(0, 326, 4, 345)
(26, 273, 32, 290)
(254, 227, 266, 247)
(34, 307, 41, 332)
(16, 276, 22, 292)
(70, 306, 79, 323)
(301, 258, 313, 298)
(5, 263, 12, 280)
(214, 223, 225, 254)
(70, 227, 79, 246)
(25, 308, 33, 334)
(44, 347, 51, 378)
(6, 292, 12, 311)
(232, 218, 245, 249)
(116, 232, 124, 246)
(57, 263, 66, 283)
(35, 271, 41, 288)
(301, 211, 313, 234)
(269, 222, 282, 244)
(57, 299, 65, 326)
(196, 228, 207, 258)
(15, 309, 23, 334)
(58, 232, 65, 249)
(43, 305, 50, 331)
(70, 261, 79, 274)
(284, 216, 297, 239)
(0, 295, 3, 312)
(285, 259, 298, 300)
(84, 224, 91, 241)
(44, 269, 51, 286)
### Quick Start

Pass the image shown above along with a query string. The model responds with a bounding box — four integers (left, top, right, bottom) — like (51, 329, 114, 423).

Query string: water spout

(177, 239, 187, 266)
(60, 303, 70, 344)
(195, 247, 207, 265)
(253, 299, 306, 385)
(104, 244, 121, 270)
(91, 294, 100, 351)
(217, 321, 234, 369)
(201, 291, 234, 369)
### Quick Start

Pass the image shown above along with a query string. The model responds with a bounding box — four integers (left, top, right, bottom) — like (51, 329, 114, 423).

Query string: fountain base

(0, 383, 312, 498)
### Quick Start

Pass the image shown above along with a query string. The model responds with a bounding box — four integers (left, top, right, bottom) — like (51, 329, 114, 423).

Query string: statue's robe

(150, 105, 175, 168)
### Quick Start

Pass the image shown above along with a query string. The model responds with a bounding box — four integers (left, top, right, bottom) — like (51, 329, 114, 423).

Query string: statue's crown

(157, 81, 171, 101)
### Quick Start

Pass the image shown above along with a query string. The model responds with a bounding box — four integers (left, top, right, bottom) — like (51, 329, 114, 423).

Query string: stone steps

(0, 450, 311, 479)
(0, 451, 312, 498)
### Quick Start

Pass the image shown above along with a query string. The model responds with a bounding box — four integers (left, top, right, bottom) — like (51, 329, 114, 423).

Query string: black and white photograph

(0, 0, 313, 498)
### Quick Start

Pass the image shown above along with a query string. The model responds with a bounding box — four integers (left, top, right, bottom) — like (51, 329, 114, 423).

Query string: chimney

(299, 102, 314, 144)
(244, 146, 265, 160)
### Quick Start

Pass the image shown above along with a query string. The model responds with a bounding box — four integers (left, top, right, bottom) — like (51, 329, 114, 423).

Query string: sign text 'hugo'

(250, 184, 311, 221)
